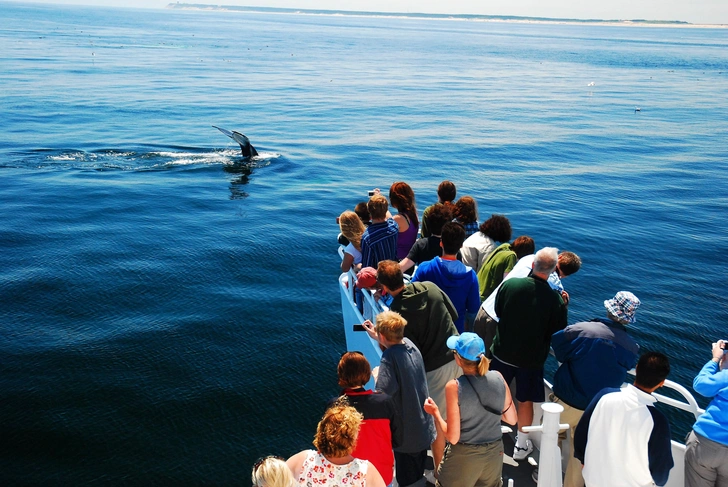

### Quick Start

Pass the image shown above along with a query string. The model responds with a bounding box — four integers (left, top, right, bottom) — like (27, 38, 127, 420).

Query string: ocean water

(1, 3, 727, 484)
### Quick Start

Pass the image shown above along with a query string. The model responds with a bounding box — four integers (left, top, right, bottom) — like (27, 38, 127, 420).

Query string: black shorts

(394, 449, 428, 487)
(490, 357, 545, 403)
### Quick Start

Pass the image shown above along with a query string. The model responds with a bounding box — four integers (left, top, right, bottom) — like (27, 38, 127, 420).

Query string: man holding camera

(685, 339, 728, 487)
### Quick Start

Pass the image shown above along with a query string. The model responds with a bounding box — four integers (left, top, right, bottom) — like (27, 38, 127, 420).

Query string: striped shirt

(361, 219, 399, 269)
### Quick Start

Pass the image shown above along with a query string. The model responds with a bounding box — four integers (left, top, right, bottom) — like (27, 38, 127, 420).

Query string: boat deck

(502, 433, 539, 486)
(339, 263, 697, 487)
(422, 433, 538, 487)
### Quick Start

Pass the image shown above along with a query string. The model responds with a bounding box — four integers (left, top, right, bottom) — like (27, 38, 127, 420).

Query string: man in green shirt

(491, 247, 568, 461)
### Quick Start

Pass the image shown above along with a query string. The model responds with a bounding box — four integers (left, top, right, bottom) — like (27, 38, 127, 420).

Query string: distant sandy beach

(167, 4, 728, 28)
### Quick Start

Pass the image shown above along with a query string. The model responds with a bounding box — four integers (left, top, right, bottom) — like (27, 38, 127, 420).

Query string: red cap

(356, 267, 378, 289)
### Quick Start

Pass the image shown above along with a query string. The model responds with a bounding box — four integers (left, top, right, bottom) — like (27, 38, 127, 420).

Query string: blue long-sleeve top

(551, 317, 639, 410)
(692, 358, 728, 447)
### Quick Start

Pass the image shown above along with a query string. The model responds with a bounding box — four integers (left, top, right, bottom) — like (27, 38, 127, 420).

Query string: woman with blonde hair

(252, 456, 295, 487)
(287, 404, 386, 487)
(339, 210, 367, 272)
(424, 333, 517, 487)
(388, 182, 419, 260)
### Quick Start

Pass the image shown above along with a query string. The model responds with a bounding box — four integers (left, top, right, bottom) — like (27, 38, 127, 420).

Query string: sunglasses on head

(253, 455, 285, 474)
(340, 350, 364, 358)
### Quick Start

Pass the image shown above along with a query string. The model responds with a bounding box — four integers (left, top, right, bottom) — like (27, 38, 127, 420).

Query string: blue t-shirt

(412, 257, 479, 333)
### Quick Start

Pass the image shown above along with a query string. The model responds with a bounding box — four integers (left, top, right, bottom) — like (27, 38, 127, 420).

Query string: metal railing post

(522, 402, 569, 487)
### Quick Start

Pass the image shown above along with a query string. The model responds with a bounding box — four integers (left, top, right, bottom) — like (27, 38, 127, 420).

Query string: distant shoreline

(166, 3, 727, 28)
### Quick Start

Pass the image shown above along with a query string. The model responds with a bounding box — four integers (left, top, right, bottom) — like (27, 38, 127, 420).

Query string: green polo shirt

(492, 275, 567, 369)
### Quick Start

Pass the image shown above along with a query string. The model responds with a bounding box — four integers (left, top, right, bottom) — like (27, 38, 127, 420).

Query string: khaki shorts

(426, 359, 461, 419)
(472, 307, 498, 358)
(437, 440, 504, 487)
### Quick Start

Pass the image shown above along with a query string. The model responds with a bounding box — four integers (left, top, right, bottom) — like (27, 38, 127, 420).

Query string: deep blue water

(1, 3, 727, 484)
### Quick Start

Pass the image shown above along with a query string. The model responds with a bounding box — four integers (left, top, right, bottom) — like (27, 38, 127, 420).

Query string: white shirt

(460, 232, 495, 272)
(345, 242, 362, 265)
(481, 254, 563, 321)
(582, 385, 662, 487)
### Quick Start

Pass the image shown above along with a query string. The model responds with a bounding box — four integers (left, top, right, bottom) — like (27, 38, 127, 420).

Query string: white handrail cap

(541, 402, 564, 414)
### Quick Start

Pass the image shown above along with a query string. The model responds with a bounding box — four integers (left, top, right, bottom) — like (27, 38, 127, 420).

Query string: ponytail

(457, 352, 491, 376)
(476, 354, 491, 377)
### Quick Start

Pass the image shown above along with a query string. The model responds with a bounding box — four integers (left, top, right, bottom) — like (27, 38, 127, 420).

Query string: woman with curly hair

(339, 210, 366, 273)
(389, 182, 419, 260)
(453, 196, 479, 238)
(460, 214, 512, 273)
(287, 404, 385, 487)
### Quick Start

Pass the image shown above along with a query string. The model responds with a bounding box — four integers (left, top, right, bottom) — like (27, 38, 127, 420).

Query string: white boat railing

(338, 248, 701, 487)
(626, 369, 705, 420)
(523, 403, 570, 487)
(338, 247, 388, 319)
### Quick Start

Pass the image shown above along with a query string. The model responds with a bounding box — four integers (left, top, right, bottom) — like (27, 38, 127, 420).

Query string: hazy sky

(12, 0, 728, 25)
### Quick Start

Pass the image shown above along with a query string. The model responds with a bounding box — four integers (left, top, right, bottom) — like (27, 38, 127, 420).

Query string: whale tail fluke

(213, 125, 258, 158)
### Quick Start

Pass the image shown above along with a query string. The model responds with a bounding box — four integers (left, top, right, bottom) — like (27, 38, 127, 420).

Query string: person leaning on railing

(339, 210, 366, 273)
(685, 339, 728, 487)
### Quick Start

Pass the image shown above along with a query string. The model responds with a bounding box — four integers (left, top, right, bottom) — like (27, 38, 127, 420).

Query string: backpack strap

(464, 375, 506, 416)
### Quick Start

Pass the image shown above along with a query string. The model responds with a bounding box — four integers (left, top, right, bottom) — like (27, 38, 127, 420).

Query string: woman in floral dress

(286, 404, 385, 487)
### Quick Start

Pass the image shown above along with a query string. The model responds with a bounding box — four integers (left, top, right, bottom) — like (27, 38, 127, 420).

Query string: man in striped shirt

(361, 194, 399, 269)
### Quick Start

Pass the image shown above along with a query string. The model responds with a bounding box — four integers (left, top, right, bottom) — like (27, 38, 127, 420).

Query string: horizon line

(165, 2, 705, 26)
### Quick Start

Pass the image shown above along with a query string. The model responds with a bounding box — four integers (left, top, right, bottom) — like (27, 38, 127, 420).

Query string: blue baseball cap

(447, 332, 485, 362)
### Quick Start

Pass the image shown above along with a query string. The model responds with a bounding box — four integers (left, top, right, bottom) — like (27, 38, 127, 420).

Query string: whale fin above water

(213, 125, 259, 158)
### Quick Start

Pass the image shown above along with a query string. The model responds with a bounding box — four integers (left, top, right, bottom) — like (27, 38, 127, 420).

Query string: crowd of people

(252, 181, 728, 487)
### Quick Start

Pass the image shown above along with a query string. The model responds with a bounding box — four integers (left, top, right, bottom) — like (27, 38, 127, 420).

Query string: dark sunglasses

(340, 350, 364, 358)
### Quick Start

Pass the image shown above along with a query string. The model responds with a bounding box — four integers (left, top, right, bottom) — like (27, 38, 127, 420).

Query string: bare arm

(423, 379, 461, 444)
(365, 461, 386, 487)
(392, 213, 409, 232)
(500, 373, 518, 425)
(285, 450, 308, 480)
(341, 252, 355, 273)
(362, 319, 377, 341)
(399, 257, 415, 273)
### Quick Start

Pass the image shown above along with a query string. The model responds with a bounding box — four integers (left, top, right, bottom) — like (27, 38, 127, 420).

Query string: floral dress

(296, 450, 367, 487)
